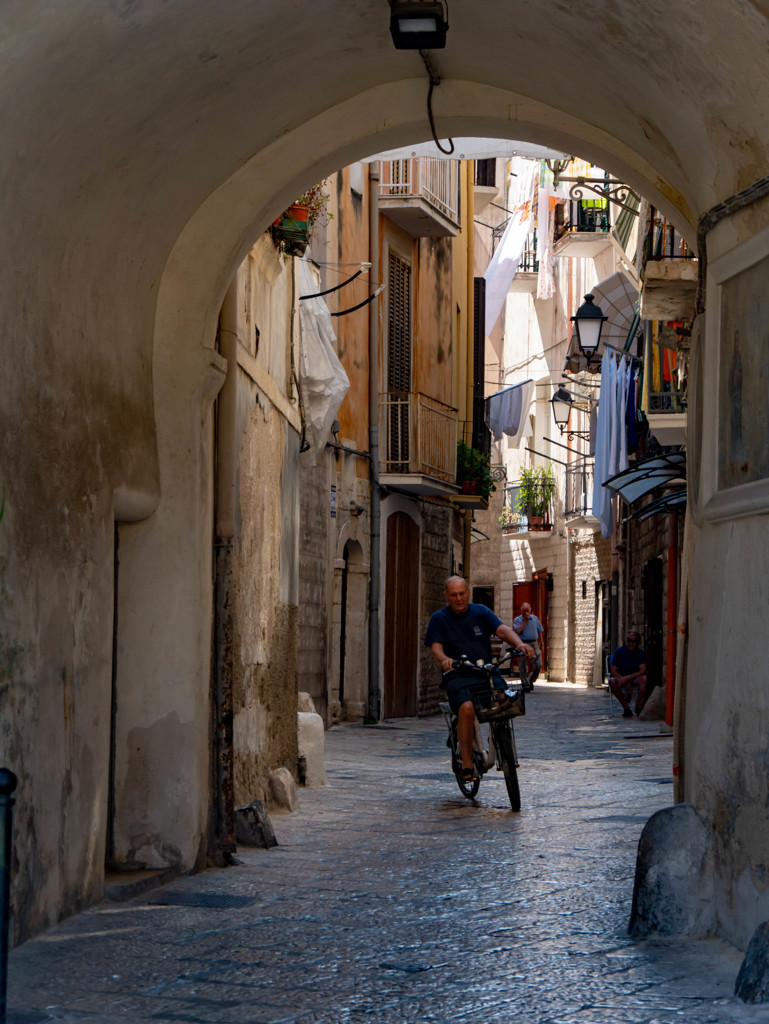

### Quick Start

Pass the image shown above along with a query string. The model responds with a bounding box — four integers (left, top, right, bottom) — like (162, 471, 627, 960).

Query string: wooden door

(383, 512, 419, 718)
(513, 572, 549, 671)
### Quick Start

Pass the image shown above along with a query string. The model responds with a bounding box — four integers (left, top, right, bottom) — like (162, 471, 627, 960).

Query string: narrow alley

(7, 686, 763, 1024)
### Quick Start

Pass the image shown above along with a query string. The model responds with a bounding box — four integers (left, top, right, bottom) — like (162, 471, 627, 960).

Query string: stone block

(234, 800, 278, 848)
(297, 691, 317, 714)
(639, 685, 667, 721)
(269, 767, 298, 811)
(629, 803, 715, 938)
(735, 920, 769, 1002)
(297, 712, 328, 787)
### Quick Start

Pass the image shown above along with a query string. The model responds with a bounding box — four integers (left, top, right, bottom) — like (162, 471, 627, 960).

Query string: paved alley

(7, 684, 765, 1023)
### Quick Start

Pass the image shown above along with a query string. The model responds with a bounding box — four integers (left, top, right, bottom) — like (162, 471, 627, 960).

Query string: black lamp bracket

(545, 159, 640, 217)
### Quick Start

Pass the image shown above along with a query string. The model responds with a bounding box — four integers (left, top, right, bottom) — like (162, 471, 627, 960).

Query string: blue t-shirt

(423, 603, 503, 664)
(512, 613, 543, 642)
(612, 644, 646, 676)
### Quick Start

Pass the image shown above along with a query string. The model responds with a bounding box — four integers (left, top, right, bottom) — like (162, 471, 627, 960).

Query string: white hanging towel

(482, 158, 538, 331)
(297, 259, 350, 465)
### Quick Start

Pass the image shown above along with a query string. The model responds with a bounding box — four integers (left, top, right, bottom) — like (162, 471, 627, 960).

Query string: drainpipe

(463, 161, 475, 582)
(367, 165, 381, 722)
(665, 512, 678, 726)
(212, 279, 238, 855)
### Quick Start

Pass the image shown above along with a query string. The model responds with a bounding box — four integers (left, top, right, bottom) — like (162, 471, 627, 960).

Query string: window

(475, 158, 496, 188)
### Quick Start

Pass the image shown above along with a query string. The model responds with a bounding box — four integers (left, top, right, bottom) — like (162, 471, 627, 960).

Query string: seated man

(512, 601, 544, 691)
(609, 630, 648, 718)
(424, 576, 532, 781)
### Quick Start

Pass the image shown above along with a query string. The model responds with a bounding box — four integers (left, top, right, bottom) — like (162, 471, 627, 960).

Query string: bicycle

(439, 651, 525, 811)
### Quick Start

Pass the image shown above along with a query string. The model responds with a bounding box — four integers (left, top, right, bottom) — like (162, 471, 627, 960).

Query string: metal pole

(0, 767, 17, 1024)
(367, 164, 381, 722)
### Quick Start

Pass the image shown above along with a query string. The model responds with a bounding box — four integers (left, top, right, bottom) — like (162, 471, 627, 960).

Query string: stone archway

(4, 0, 769, 943)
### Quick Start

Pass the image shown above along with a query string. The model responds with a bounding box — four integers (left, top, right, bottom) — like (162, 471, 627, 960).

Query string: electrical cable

(419, 49, 454, 156)
(299, 269, 364, 300)
(695, 172, 769, 315)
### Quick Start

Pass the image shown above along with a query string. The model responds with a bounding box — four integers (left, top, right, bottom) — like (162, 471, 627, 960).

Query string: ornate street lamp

(550, 386, 591, 441)
(389, 1, 448, 49)
(571, 293, 607, 365)
(551, 387, 573, 432)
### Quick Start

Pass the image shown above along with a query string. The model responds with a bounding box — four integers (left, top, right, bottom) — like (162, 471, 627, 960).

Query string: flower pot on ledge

(272, 203, 311, 256)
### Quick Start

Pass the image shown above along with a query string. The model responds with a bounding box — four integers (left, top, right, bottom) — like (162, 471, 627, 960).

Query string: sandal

(461, 767, 477, 782)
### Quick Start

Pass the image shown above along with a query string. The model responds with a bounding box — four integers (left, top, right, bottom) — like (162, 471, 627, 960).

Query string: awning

(565, 270, 639, 373)
(603, 451, 686, 505)
(631, 487, 687, 520)
(362, 139, 569, 163)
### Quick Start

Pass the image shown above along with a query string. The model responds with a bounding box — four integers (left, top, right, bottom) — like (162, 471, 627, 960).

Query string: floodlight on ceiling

(389, 1, 448, 49)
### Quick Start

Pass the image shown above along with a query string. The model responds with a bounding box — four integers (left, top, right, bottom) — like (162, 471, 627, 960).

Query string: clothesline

(485, 378, 533, 400)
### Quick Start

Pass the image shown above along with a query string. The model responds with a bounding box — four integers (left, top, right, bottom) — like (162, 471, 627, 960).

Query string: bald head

(445, 576, 469, 614)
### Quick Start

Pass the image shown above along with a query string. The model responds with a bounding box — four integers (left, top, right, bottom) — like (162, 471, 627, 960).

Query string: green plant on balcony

(515, 465, 555, 528)
(271, 181, 332, 258)
(456, 441, 496, 499)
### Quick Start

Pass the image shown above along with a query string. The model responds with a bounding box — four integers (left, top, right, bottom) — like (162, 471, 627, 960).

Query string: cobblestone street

(7, 684, 765, 1023)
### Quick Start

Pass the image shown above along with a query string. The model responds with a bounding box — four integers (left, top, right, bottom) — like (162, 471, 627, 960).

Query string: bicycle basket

(467, 679, 525, 721)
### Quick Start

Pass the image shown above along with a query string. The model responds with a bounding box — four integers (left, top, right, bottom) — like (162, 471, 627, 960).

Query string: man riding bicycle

(425, 576, 533, 782)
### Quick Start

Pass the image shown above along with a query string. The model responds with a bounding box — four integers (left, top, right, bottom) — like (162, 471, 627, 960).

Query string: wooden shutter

(387, 252, 411, 468)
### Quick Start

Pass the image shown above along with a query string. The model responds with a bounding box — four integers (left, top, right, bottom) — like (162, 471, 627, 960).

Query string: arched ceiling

(2, 1, 768, 473)
(5, 1, 768, 256)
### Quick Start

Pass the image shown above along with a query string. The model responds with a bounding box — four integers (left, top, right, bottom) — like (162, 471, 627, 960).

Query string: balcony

(509, 230, 539, 292)
(500, 480, 554, 535)
(564, 457, 600, 531)
(380, 391, 459, 495)
(640, 212, 698, 320)
(553, 198, 625, 261)
(647, 390, 687, 446)
(378, 158, 460, 237)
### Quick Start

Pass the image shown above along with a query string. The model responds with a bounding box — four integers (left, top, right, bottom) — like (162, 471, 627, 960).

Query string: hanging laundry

(592, 349, 615, 538)
(483, 380, 534, 444)
(483, 158, 538, 330)
(626, 363, 638, 449)
(618, 359, 629, 473)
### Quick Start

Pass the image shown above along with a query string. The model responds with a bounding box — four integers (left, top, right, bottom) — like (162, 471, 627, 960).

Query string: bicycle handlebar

(450, 650, 515, 673)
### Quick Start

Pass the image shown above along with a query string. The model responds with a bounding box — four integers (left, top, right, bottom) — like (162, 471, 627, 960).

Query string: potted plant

(516, 465, 554, 529)
(455, 441, 496, 499)
(271, 181, 332, 257)
(456, 440, 474, 493)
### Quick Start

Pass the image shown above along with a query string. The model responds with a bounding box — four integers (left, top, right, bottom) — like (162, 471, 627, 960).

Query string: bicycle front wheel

(452, 747, 480, 799)
(493, 721, 521, 811)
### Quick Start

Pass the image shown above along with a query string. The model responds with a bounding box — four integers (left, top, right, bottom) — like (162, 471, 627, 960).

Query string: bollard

(0, 768, 17, 1024)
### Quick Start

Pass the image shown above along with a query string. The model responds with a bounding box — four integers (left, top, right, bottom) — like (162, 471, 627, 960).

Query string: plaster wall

(215, 242, 301, 810)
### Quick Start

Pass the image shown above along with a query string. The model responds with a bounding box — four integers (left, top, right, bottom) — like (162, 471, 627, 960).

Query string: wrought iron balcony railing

(564, 457, 595, 520)
(501, 481, 553, 533)
(380, 391, 458, 484)
(518, 230, 539, 273)
(646, 210, 695, 261)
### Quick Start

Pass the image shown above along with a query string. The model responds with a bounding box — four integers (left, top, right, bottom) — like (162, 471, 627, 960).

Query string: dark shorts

(444, 672, 504, 714)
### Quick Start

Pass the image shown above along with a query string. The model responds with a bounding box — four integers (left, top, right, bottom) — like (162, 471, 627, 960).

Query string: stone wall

(298, 458, 331, 718)
(569, 531, 613, 686)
